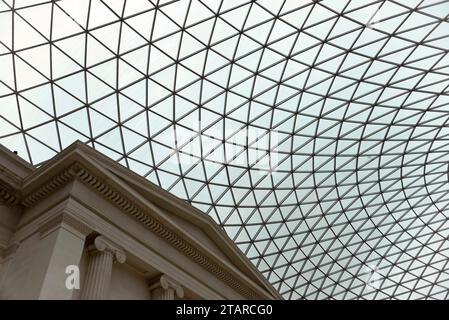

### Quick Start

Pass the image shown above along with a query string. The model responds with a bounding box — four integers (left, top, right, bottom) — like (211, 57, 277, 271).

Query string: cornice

(0, 163, 23, 207)
(0, 164, 23, 187)
(22, 164, 80, 208)
(0, 181, 19, 207)
(0, 144, 34, 172)
(0, 188, 19, 207)
(19, 162, 259, 299)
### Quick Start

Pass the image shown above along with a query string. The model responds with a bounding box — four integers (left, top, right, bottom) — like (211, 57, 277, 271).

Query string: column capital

(88, 235, 126, 264)
(148, 274, 184, 299)
(82, 235, 126, 299)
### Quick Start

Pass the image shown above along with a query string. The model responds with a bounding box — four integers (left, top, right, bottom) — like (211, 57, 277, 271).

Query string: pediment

(1, 141, 281, 300)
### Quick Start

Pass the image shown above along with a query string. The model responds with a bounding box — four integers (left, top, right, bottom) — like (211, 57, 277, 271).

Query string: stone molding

(22, 165, 78, 208)
(38, 211, 93, 239)
(0, 163, 23, 187)
(148, 274, 184, 299)
(0, 176, 19, 207)
(18, 162, 258, 299)
(0, 188, 18, 207)
(0, 242, 20, 260)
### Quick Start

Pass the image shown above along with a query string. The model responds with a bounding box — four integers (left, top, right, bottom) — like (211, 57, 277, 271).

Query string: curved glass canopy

(1, 0, 449, 299)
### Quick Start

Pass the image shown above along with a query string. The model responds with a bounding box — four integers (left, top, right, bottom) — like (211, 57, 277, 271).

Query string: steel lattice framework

(1, 0, 449, 299)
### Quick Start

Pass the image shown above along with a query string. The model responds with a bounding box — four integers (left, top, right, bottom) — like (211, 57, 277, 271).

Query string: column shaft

(81, 249, 114, 300)
(80, 235, 126, 300)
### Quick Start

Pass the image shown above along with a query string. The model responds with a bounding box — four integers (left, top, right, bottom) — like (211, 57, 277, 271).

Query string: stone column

(81, 235, 126, 300)
(148, 274, 184, 300)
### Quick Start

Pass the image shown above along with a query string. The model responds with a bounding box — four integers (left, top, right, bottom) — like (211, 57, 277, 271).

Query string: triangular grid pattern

(1, 0, 449, 299)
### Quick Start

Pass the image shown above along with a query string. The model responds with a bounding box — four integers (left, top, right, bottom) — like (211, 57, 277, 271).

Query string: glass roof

(1, 0, 449, 299)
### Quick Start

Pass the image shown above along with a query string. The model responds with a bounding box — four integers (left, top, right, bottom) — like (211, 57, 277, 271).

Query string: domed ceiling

(1, 0, 449, 299)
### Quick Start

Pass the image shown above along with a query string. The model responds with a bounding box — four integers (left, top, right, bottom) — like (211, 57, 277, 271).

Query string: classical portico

(0, 142, 281, 300)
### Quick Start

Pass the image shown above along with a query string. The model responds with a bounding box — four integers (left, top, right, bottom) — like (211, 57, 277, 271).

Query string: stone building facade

(0, 142, 281, 300)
